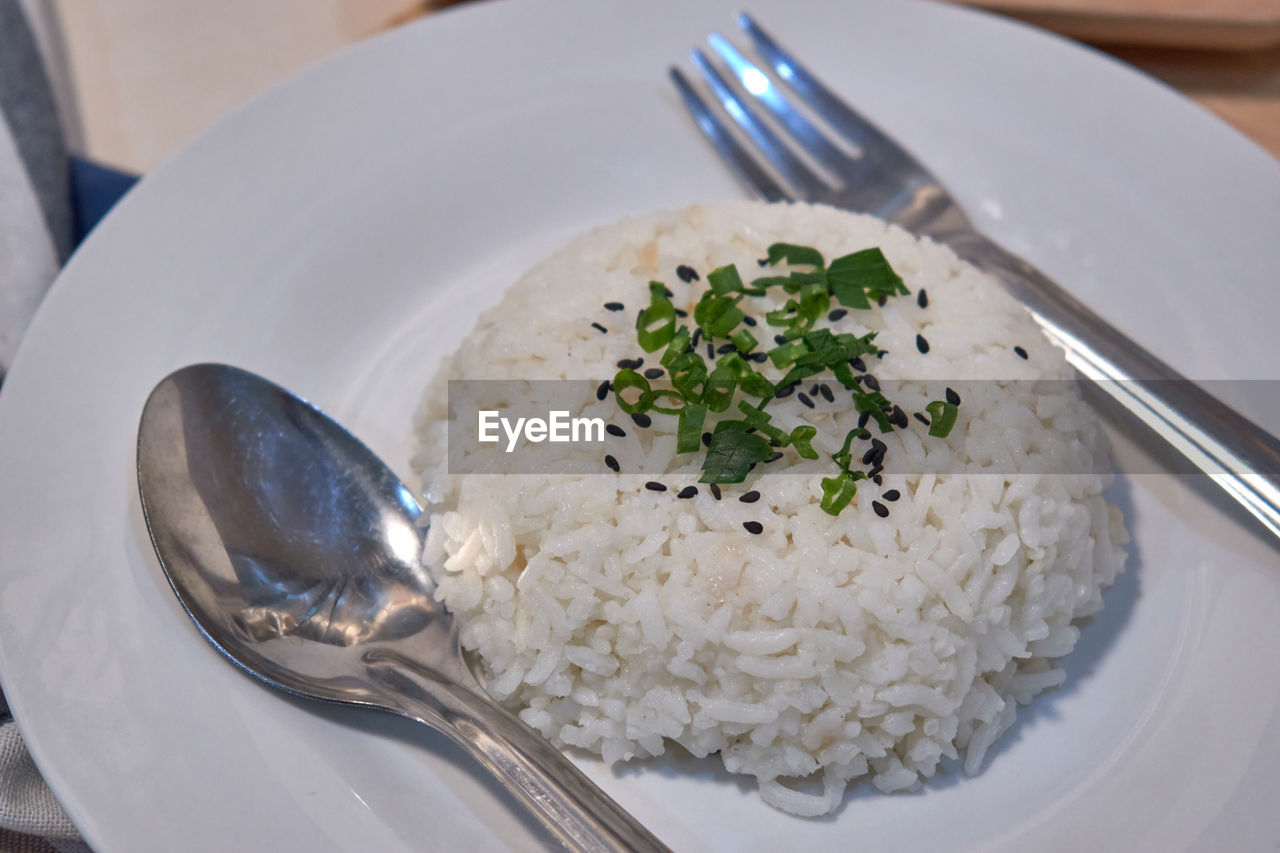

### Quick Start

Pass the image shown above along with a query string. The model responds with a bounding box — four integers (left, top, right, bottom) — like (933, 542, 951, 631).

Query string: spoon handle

(365, 649, 670, 853)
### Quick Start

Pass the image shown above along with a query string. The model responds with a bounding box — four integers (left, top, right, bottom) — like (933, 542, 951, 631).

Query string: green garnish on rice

(612, 242, 959, 512)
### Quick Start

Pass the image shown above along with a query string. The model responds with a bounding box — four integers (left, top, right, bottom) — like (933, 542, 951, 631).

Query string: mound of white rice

(410, 201, 1126, 816)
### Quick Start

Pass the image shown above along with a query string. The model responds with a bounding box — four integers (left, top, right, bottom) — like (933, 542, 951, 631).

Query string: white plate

(2, 0, 1279, 850)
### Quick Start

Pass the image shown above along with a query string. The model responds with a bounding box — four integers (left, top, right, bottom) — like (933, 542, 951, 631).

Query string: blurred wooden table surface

(959, 0, 1280, 159)
(46, 0, 1280, 171)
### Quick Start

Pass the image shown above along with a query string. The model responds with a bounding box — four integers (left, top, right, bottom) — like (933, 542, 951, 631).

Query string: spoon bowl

(137, 363, 666, 852)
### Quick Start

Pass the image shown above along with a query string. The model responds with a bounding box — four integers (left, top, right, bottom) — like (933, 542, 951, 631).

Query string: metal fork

(672, 14, 1280, 541)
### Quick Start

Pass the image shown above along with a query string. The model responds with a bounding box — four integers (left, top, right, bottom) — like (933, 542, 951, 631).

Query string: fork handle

(949, 231, 1280, 540)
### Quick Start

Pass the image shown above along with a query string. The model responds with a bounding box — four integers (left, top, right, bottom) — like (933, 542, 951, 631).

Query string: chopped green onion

(702, 370, 737, 412)
(649, 389, 685, 416)
(730, 328, 758, 353)
(694, 292, 745, 339)
(796, 282, 830, 328)
(832, 428, 860, 473)
(739, 370, 775, 399)
(766, 243, 824, 268)
(790, 425, 818, 459)
(765, 301, 799, 329)
(926, 400, 959, 437)
(715, 353, 773, 399)
(660, 327, 692, 367)
(636, 283, 677, 352)
(708, 264, 744, 295)
(853, 388, 893, 432)
(819, 470, 862, 516)
(831, 361, 859, 389)
(736, 400, 790, 445)
(828, 248, 907, 309)
(612, 369, 652, 414)
(769, 338, 808, 368)
(668, 352, 707, 401)
(677, 402, 708, 452)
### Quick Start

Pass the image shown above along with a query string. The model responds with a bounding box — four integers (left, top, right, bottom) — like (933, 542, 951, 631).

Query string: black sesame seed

(828, 308, 848, 322)
(749, 352, 768, 363)
(709, 483, 722, 500)
(604, 454, 620, 472)
(872, 500, 889, 518)
(674, 308, 688, 318)
(645, 481, 667, 492)
(742, 315, 758, 327)
(740, 490, 761, 504)
(858, 411, 871, 429)
(883, 489, 901, 502)
(677, 486, 698, 499)
(707, 343, 716, 359)
(604, 301, 624, 312)
(631, 413, 652, 428)
(797, 392, 815, 409)
(743, 521, 764, 535)
(596, 380, 610, 401)
(891, 405, 908, 429)
(717, 343, 736, 354)
(663, 287, 674, 299)
(676, 264, 699, 283)
(872, 473, 884, 486)
(863, 374, 880, 392)
(1014, 345, 1029, 360)
(701, 431, 712, 447)
(691, 328, 702, 347)
(617, 357, 643, 370)
(914, 412, 931, 427)
(775, 383, 796, 399)
(871, 438, 887, 453)
(606, 424, 626, 438)
(591, 322, 608, 334)
(767, 451, 784, 462)
(774, 334, 789, 346)
(850, 356, 867, 372)
(818, 384, 834, 403)
(876, 294, 887, 307)
(917, 289, 928, 309)
(876, 350, 887, 359)
(868, 464, 884, 479)
(643, 367, 664, 380)
(856, 429, 871, 440)
(809, 383, 821, 396)
(757, 257, 769, 267)
(946, 387, 961, 406)
(861, 446, 878, 465)
(916, 334, 930, 354)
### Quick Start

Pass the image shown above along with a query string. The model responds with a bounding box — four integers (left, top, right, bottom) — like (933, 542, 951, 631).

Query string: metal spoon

(136, 363, 667, 853)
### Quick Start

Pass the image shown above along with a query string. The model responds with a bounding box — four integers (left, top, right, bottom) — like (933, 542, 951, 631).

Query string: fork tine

(706, 33, 858, 178)
(689, 49, 830, 198)
(668, 66, 790, 202)
(737, 14, 919, 174)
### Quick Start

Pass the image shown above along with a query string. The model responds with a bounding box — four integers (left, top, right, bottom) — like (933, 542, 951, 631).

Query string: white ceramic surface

(1, 0, 1278, 850)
